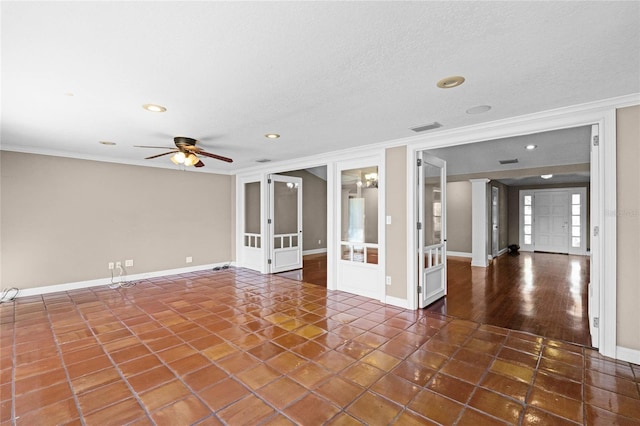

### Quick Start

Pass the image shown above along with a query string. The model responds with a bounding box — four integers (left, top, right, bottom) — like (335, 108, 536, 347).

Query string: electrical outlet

(108, 262, 114, 270)
(186, 256, 193, 264)
(125, 259, 133, 267)
(386, 276, 392, 285)
(116, 261, 122, 268)
(318, 239, 322, 245)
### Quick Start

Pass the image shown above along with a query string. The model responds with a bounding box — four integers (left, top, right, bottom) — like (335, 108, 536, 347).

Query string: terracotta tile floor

(1, 268, 639, 425)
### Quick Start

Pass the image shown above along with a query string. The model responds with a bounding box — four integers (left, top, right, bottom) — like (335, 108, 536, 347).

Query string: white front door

(268, 174, 303, 273)
(417, 152, 447, 308)
(534, 191, 570, 253)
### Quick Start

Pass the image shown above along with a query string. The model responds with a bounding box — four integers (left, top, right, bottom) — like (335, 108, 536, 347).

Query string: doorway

(265, 167, 329, 286)
(411, 122, 605, 350)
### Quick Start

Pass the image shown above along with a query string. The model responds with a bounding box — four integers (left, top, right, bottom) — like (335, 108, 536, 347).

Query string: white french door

(336, 158, 383, 300)
(417, 152, 447, 308)
(268, 174, 303, 273)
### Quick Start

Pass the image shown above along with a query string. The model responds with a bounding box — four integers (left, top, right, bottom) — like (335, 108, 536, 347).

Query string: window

(523, 195, 533, 245)
(571, 193, 581, 248)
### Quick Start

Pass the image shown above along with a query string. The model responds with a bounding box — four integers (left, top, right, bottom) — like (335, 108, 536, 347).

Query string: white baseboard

(616, 346, 640, 364)
(447, 251, 472, 258)
(302, 248, 328, 255)
(15, 262, 233, 298)
(385, 295, 410, 309)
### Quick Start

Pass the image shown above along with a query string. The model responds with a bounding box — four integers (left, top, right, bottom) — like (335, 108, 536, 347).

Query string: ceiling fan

(135, 136, 233, 167)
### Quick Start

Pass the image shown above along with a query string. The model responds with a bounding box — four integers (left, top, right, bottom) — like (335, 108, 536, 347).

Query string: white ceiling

(2, 2, 639, 173)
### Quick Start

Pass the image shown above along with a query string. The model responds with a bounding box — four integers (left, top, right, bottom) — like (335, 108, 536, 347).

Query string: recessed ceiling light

(142, 104, 167, 113)
(99, 141, 116, 145)
(526, 144, 537, 150)
(466, 105, 492, 114)
(437, 76, 465, 89)
(541, 174, 553, 179)
(265, 134, 280, 139)
(64, 92, 74, 97)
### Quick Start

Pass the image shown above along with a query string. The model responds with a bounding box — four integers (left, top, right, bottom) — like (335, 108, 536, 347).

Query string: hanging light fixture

(183, 153, 199, 167)
(170, 151, 186, 165)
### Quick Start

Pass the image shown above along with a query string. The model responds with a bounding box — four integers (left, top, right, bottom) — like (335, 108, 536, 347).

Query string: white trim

(615, 346, 640, 365)
(385, 295, 410, 309)
(601, 109, 617, 358)
(16, 262, 232, 298)
(447, 251, 472, 258)
(302, 248, 328, 255)
(488, 248, 510, 260)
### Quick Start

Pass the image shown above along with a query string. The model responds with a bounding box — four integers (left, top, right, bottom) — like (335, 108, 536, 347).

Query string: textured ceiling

(2, 2, 639, 172)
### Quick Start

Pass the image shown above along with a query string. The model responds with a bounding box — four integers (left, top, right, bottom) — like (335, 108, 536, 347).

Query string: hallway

(427, 252, 591, 347)
(280, 251, 591, 347)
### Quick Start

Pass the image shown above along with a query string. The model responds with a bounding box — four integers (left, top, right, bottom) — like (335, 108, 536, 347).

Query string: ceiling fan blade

(197, 150, 233, 163)
(194, 160, 205, 168)
(145, 150, 178, 160)
(134, 145, 175, 149)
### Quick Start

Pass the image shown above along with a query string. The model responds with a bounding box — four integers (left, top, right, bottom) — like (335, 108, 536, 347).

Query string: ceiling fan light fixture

(171, 152, 186, 165)
(142, 103, 167, 113)
(437, 76, 465, 89)
(183, 153, 199, 167)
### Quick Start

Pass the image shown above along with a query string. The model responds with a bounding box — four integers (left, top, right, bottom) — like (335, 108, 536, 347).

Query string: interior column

(470, 178, 490, 267)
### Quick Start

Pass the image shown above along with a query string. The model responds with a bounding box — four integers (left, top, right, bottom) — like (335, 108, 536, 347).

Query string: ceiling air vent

(411, 122, 442, 133)
(255, 159, 271, 163)
(499, 159, 519, 165)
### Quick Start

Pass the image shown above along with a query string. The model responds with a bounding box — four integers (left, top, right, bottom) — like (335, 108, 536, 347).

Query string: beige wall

(616, 105, 640, 350)
(1, 152, 233, 289)
(446, 181, 472, 253)
(385, 146, 407, 299)
(282, 169, 327, 251)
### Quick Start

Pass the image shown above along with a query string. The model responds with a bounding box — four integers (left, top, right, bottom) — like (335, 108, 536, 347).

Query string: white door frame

(406, 107, 617, 358)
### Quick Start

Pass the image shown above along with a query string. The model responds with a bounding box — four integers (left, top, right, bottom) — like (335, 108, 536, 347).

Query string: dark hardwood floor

(277, 253, 327, 287)
(278, 251, 592, 347)
(427, 252, 591, 347)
